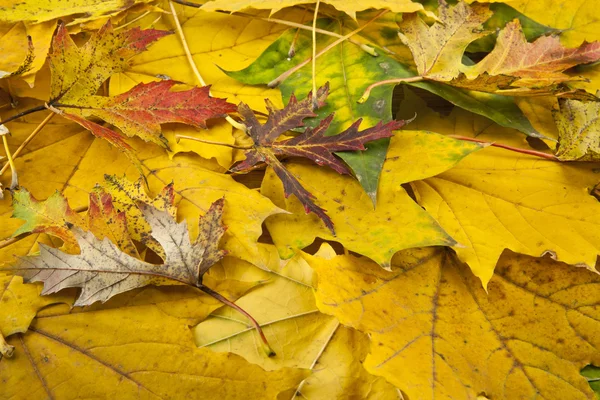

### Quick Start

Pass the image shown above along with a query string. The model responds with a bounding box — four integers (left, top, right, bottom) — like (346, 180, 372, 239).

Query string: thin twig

(0, 236, 20, 251)
(1, 127, 18, 189)
(0, 113, 55, 176)
(268, 10, 389, 88)
(311, 0, 321, 108)
(175, 135, 253, 149)
(448, 135, 559, 160)
(358, 76, 424, 103)
(114, 10, 152, 31)
(233, 11, 377, 55)
(198, 284, 276, 357)
(0, 105, 47, 125)
(168, 1, 246, 132)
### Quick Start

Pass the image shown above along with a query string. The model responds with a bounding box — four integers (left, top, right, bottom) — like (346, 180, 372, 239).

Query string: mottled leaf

(554, 94, 600, 160)
(7, 200, 227, 306)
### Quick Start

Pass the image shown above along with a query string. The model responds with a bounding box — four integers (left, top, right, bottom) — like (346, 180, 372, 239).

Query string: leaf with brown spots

(5, 199, 227, 306)
(232, 83, 407, 233)
(305, 245, 600, 400)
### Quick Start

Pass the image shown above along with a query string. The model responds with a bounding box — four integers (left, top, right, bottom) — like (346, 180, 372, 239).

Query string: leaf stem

(175, 135, 253, 149)
(311, 0, 321, 109)
(268, 10, 389, 88)
(0, 105, 47, 125)
(0, 126, 18, 189)
(168, 1, 246, 133)
(448, 135, 559, 160)
(0, 113, 55, 176)
(358, 76, 424, 103)
(198, 284, 276, 357)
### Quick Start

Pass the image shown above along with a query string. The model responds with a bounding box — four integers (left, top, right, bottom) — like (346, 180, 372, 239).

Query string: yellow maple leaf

(0, 268, 306, 398)
(0, 275, 72, 359)
(196, 244, 402, 398)
(306, 246, 600, 399)
(260, 130, 482, 266)
(399, 88, 600, 285)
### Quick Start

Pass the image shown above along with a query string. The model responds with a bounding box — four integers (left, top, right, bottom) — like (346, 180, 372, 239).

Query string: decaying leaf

(457, 20, 600, 96)
(7, 199, 227, 306)
(554, 93, 600, 161)
(11, 188, 85, 253)
(398, 1, 493, 81)
(45, 22, 236, 155)
(305, 245, 600, 400)
(233, 84, 406, 232)
(397, 1, 600, 98)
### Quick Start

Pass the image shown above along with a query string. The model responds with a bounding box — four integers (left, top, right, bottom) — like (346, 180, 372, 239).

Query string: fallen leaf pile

(2, 0, 600, 399)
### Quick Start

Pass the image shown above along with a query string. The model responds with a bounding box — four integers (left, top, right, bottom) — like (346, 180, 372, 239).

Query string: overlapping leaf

(397, 1, 600, 99)
(0, 277, 307, 399)
(195, 244, 402, 399)
(228, 13, 544, 197)
(0, 275, 72, 359)
(554, 94, 600, 160)
(261, 129, 482, 265)
(201, 0, 428, 19)
(6, 199, 227, 306)
(305, 246, 600, 400)
(232, 84, 405, 232)
(400, 89, 600, 285)
(0, 0, 154, 24)
(398, 1, 492, 80)
(44, 22, 236, 156)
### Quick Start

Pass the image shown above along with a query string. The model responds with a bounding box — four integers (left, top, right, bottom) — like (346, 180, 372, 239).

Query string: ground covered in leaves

(2, 0, 600, 399)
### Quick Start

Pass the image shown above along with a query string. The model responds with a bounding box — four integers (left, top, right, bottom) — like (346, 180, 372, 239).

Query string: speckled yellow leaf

(0, 275, 72, 358)
(398, 1, 492, 80)
(554, 95, 600, 161)
(0, 21, 56, 85)
(306, 246, 600, 400)
(260, 130, 482, 265)
(110, 5, 304, 114)
(0, 0, 154, 24)
(399, 90, 600, 286)
(201, 0, 428, 19)
(196, 244, 401, 399)
(0, 274, 306, 399)
(0, 100, 281, 269)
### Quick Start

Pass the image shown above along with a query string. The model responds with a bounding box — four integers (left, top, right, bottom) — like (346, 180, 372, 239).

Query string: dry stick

(358, 76, 424, 103)
(0, 113, 55, 176)
(229, 11, 377, 56)
(1, 127, 18, 189)
(175, 134, 252, 149)
(310, 0, 321, 108)
(449, 135, 559, 160)
(268, 10, 389, 88)
(114, 10, 152, 31)
(168, 0, 247, 133)
(0, 105, 47, 125)
(198, 284, 276, 357)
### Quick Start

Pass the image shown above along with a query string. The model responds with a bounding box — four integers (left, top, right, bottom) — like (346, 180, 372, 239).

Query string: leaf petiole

(175, 135, 253, 150)
(358, 76, 424, 103)
(448, 135, 559, 160)
(198, 284, 276, 357)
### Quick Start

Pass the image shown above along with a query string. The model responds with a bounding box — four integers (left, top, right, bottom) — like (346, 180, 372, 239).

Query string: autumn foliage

(2, 0, 600, 399)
